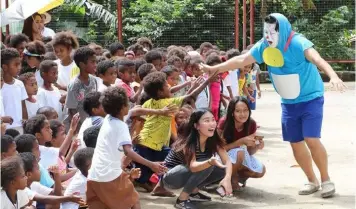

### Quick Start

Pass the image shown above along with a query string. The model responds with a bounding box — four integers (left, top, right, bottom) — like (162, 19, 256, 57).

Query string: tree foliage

(49, 0, 355, 69)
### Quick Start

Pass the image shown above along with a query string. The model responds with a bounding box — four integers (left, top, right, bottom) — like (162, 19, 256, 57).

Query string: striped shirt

(164, 149, 185, 169)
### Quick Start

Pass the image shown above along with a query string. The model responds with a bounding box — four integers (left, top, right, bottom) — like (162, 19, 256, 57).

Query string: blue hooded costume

(250, 13, 324, 104)
(250, 13, 324, 142)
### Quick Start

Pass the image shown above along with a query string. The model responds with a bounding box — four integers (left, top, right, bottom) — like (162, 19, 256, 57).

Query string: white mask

(264, 23, 279, 48)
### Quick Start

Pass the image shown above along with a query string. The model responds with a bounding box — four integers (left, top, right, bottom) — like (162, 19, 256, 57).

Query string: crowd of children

(1, 28, 264, 209)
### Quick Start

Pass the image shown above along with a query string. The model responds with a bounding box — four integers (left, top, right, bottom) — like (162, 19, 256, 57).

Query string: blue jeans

(134, 145, 170, 184)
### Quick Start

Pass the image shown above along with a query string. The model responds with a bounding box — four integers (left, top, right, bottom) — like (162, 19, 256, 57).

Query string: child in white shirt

(37, 60, 64, 120)
(1, 48, 28, 132)
(61, 147, 95, 209)
(19, 72, 40, 119)
(52, 31, 80, 90)
(87, 87, 166, 209)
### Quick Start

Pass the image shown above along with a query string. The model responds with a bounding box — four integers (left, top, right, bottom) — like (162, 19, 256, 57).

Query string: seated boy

(62, 147, 95, 209)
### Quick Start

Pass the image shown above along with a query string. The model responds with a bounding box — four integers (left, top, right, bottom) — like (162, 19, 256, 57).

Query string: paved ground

(140, 82, 355, 209)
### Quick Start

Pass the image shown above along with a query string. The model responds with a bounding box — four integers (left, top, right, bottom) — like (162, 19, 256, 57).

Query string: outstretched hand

(329, 77, 347, 92)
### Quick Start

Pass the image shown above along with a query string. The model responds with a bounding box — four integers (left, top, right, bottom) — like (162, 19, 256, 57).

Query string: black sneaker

(175, 199, 197, 209)
(189, 192, 212, 202)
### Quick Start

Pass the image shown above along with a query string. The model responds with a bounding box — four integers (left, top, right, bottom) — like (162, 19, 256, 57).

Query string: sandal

(321, 181, 335, 198)
(298, 182, 320, 195)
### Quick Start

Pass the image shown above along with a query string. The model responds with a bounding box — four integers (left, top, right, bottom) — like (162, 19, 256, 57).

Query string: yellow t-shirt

(238, 77, 246, 96)
(70, 66, 80, 80)
(139, 97, 184, 151)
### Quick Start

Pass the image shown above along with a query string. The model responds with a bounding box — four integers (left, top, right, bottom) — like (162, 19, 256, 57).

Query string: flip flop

(298, 182, 320, 195)
(321, 181, 336, 198)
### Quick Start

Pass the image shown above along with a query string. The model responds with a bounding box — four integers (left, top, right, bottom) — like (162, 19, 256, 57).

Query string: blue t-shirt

(40, 164, 54, 188)
(250, 13, 324, 104)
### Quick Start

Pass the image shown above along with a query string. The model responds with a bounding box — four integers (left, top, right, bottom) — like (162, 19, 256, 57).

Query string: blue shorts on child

(281, 96, 324, 143)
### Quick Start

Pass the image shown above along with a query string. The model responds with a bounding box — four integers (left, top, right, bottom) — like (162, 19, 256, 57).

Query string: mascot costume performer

(201, 13, 346, 198)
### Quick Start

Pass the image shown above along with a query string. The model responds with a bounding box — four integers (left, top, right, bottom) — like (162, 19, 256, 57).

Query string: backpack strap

(284, 31, 295, 52)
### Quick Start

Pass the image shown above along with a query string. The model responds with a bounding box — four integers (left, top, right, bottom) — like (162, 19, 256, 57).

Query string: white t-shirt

(39, 145, 60, 169)
(35, 70, 44, 88)
(30, 182, 52, 206)
(1, 79, 28, 128)
(0, 95, 5, 117)
(60, 171, 87, 209)
(37, 86, 63, 120)
(98, 83, 109, 93)
(1, 189, 34, 209)
(88, 115, 132, 182)
(55, 60, 78, 88)
(42, 27, 56, 38)
(229, 69, 239, 97)
(25, 98, 41, 118)
(195, 76, 210, 109)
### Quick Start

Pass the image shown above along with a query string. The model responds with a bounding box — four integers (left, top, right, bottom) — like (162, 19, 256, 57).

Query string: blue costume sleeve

(290, 35, 314, 63)
(249, 39, 265, 64)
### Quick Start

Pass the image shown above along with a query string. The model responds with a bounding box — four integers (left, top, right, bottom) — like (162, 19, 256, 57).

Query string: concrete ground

(140, 82, 355, 209)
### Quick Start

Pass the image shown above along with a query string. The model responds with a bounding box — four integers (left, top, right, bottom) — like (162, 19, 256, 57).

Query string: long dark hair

(22, 13, 41, 41)
(175, 108, 225, 164)
(223, 96, 252, 144)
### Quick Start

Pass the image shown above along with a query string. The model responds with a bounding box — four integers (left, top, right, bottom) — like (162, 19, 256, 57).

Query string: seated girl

(157, 109, 233, 209)
(217, 96, 265, 191)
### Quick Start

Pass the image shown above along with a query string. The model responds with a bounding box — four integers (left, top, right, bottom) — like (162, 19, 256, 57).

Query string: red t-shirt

(218, 117, 257, 144)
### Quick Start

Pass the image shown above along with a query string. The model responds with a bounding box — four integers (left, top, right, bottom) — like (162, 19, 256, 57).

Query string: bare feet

(151, 183, 176, 197)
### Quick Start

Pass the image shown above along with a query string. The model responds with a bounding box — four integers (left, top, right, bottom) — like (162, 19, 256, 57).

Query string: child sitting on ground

(15, 134, 54, 189)
(19, 72, 40, 119)
(62, 147, 95, 209)
(23, 114, 77, 182)
(1, 156, 34, 209)
(19, 152, 84, 208)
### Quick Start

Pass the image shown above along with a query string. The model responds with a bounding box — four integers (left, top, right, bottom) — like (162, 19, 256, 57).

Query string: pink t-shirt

(209, 77, 221, 120)
(117, 80, 134, 98)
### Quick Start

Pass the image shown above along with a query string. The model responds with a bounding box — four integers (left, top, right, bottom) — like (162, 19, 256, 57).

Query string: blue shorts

(281, 96, 324, 143)
(248, 90, 257, 110)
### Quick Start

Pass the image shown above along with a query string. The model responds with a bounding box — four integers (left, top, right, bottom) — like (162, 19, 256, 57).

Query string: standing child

(237, 50, 255, 103)
(87, 87, 166, 209)
(1, 48, 28, 132)
(116, 59, 141, 105)
(144, 50, 163, 71)
(135, 71, 215, 191)
(19, 72, 40, 119)
(23, 41, 46, 86)
(97, 60, 117, 92)
(37, 60, 64, 120)
(65, 47, 98, 131)
(52, 31, 80, 90)
(205, 54, 222, 120)
(1, 156, 34, 209)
